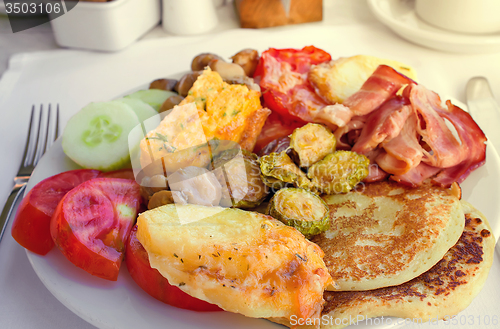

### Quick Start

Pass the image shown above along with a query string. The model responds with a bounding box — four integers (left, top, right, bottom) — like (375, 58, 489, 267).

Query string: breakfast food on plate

(312, 180, 465, 291)
(136, 204, 332, 325)
(309, 54, 418, 104)
(19, 44, 495, 328)
(295, 201, 495, 329)
(267, 187, 330, 237)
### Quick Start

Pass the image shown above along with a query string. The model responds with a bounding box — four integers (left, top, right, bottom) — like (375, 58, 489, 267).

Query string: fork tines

(23, 104, 60, 169)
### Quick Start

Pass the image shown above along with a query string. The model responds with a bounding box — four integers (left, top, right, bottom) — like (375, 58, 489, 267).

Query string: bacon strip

(410, 85, 465, 168)
(352, 96, 412, 154)
(313, 65, 414, 128)
(344, 65, 414, 116)
(378, 112, 423, 175)
(431, 101, 487, 187)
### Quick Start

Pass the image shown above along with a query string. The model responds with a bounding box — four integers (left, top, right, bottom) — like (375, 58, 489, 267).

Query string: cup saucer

(367, 0, 500, 53)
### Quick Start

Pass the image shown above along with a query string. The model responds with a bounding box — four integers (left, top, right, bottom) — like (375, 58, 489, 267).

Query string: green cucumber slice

(62, 101, 140, 172)
(114, 98, 157, 122)
(125, 89, 177, 112)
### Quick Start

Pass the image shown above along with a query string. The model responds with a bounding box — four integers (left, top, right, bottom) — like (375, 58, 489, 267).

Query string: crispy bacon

(352, 96, 412, 154)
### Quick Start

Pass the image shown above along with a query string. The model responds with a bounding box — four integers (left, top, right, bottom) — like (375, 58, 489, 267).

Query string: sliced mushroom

(139, 175, 169, 201)
(230, 49, 259, 77)
(148, 190, 188, 210)
(226, 76, 261, 94)
(149, 78, 178, 91)
(160, 95, 185, 113)
(208, 59, 246, 81)
(191, 53, 224, 71)
(168, 166, 222, 207)
(175, 71, 202, 97)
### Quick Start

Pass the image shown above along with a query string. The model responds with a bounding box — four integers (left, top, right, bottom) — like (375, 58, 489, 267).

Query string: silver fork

(0, 105, 60, 243)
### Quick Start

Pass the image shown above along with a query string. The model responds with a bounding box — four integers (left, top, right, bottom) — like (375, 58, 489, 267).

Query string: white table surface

(1, 1, 500, 329)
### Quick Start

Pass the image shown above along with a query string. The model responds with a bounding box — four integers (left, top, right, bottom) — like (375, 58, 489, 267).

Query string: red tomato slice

(50, 178, 141, 281)
(126, 225, 222, 312)
(253, 112, 304, 153)
(254, 46, 331, 122)
(11, 169, 101, 255)
(98, 169, 136, 181)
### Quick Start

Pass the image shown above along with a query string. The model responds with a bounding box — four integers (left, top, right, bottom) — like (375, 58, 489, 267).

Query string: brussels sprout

(307, 151, 369, 194)
(268, 188, 330, 237)
(260, 175, 290, 191)
(289, 123, 336, 168)
(212, 148, 269, 209)
(260, 152, 314, 191)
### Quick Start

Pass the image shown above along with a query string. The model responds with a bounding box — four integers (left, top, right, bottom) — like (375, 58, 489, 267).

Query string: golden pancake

(312, 181, 464, 291)
(280, 200, 494, 329)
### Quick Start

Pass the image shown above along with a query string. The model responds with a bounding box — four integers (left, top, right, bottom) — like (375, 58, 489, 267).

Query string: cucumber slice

(125, 89, 177, 112)
(114, 98, 157, 122)
(62, 101, 140, 172)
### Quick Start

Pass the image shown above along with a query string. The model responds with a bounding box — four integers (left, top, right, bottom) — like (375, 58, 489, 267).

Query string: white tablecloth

(1, 1, 500, 329)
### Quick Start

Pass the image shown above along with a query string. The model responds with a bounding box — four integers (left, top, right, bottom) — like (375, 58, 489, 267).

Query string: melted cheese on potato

(137, 204, 332, 324)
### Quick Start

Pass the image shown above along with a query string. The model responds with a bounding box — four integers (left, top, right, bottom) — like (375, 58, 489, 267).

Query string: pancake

(312, 181, 465, 291)
(288, 201, 494, 329)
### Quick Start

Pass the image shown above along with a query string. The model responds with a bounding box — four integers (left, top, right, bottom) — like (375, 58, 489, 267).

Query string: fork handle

(0, 183, 27, 243)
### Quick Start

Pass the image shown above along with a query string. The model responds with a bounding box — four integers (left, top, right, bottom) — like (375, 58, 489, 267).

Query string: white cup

(162, 0, 219, 35)
(415, 0, 500, 34)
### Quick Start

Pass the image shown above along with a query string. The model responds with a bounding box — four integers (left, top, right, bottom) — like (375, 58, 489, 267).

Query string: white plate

(367, 0, 500, 53)
(24, 103, 500, 328)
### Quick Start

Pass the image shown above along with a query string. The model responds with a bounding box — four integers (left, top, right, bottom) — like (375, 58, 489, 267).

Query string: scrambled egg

(139, 69, 270, 174)
(137, 204, 332, 324)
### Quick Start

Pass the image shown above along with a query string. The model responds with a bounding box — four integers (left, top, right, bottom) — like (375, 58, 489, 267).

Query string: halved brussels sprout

(307, 151, 369, 194)
(268, 188, 330, 237)
(259, 152, 314, 191)
(289, 123, 336, 168)
(212, 149, 269, 209)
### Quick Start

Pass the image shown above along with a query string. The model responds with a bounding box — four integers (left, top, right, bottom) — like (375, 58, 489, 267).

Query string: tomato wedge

(50, 178, 141, 281)
(126, 225, 223, 312)
(11, 169, 101, 255)
(254, 46, 331, 122)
